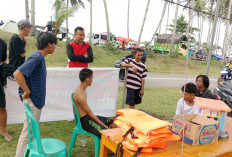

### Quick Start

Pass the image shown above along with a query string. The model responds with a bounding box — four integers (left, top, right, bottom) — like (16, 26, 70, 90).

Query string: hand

(84, 54, 88, 58)
(139, 90, 144, 96)
(104, 124, 109, 129)
(22, 91, 30, 99)
(24, 37, 28, 44)
(132, 65, 137, 74)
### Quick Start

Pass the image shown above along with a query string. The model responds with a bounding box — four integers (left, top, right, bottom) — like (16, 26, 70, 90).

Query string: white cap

(139, 43, 145, 48)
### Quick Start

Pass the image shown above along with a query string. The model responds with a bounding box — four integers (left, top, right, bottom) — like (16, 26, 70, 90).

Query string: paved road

(119, 73, 219, 89)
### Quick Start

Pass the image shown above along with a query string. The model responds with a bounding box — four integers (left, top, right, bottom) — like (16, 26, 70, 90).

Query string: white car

(126, 42, 135, 50)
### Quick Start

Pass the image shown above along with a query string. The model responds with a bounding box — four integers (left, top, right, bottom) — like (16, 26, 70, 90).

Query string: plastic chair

(68, 93, 100, 157)
(23, 103, 66, 157)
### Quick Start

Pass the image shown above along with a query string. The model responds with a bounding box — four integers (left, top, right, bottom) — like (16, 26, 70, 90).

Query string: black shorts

(80, 115, 113, 139)
(0, 84, 6, 108)
(126, 88, 142, 106)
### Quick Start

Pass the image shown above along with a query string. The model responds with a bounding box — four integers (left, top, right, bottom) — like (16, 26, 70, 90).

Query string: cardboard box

(172, 114, 220, 145)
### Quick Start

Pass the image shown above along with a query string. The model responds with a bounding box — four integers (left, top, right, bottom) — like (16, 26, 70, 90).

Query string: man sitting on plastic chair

(69, 68, 117, 156)
(73, 68, 117, 139)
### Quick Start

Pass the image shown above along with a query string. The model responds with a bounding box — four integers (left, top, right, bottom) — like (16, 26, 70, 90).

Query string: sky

(0, 0, 226, 48)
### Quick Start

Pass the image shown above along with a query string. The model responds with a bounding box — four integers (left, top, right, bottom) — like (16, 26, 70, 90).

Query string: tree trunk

(199, 16, 204, 51)
(207, 0, 214, 46)
(169, 0, 180, 55)
(127, 0, 130, 39)
(206, 0, 221, 76)
(30, 0, 35, 36)
(186, 0, 194, 39)
(149, 1, 167, 45)
(197, 13, 200, 52)
(216, 21, 221, 55)
(223, 0, 232, 62)
(89, 0, 93, 44)
(138, 0, 150, 43)
(66, 0, 69, 43)
(165, 2, 170, 34)
(103, 0, 110, 42)
(25, 0, 29, 21)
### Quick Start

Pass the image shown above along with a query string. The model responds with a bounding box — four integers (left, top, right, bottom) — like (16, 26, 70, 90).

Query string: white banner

(5, 68, 119, 124)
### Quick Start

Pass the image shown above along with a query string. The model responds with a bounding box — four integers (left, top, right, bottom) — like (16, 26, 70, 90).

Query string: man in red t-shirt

(67, 27, 93, 67)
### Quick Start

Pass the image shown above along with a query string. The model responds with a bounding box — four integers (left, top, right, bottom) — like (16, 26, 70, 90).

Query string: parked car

(38, 27, 66, 41)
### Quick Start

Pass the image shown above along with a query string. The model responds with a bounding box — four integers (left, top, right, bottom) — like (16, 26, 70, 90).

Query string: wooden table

(100, 117, 232, 157)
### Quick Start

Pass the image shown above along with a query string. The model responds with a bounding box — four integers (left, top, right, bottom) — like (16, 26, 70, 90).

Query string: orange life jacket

(114, 109, 180, 154)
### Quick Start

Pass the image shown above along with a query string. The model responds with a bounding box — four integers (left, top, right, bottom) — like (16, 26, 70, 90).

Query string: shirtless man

(73, 68, 116, 139)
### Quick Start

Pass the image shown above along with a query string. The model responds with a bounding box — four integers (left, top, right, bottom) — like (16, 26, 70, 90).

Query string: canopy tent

(157, 34, 187, 44)
(117, 36, 132, 44)
(0, 21, 18, 34)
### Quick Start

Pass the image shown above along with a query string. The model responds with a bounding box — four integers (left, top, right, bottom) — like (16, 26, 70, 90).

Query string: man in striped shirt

(122, 48, 147, 109)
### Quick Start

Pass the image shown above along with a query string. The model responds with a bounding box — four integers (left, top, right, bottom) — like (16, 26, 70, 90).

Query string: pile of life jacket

(114, 109, 180, 156)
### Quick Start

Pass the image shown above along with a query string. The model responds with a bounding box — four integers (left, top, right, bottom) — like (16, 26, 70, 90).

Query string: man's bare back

(73, 85, 88, 118)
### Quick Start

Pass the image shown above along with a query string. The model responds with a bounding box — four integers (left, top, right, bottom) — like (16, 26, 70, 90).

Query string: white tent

(0, 21, 18, 33)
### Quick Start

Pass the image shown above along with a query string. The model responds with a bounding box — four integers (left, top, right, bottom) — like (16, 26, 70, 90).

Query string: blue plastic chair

(23, 103, 67, 157)
(68, 93, 100, 157)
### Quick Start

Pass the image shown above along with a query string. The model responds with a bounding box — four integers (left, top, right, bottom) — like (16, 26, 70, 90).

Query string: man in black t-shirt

(9, 19, 31, 68)
(0, 38, 13, 142)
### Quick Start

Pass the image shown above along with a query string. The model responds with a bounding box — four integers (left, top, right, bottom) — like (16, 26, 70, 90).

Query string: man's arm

(13, 70, 30, 99)
(82, 46, 93, 63)
(140, 79, 145, 96)
(121, 61, 137, 73)
(20, 37, 28, 57)
(77, 95, 108, 129)
(12, 36, 26, 57)
(66, 43, 86, 62)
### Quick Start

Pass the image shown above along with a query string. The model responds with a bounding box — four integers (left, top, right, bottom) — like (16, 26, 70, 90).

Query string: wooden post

(122, 68, 128, 109)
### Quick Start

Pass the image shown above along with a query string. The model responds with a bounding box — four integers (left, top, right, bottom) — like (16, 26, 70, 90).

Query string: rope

(180, 1, 195, 156)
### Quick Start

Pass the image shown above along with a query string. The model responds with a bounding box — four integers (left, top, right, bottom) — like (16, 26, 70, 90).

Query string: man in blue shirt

(13, 32, 57, 157)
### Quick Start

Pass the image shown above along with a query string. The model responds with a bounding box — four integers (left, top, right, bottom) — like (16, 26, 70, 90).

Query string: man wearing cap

(126, 45, 137, 59)
(9, 19, 31, 68)
(138, 43, 147, 64)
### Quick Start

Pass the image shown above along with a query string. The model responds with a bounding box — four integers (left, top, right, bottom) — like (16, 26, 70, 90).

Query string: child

(121, 48, 147, 109)
(175, 83, 199, 115)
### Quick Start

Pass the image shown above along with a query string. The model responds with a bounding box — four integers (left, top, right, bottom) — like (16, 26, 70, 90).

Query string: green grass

(0, 87, 180, 156)
(0, 30, 223, 76)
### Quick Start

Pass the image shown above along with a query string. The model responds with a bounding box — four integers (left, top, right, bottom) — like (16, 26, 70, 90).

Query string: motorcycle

(114, 57, 126, 80)
(218, 66, 232, 85)
(214, 82, 232, 116)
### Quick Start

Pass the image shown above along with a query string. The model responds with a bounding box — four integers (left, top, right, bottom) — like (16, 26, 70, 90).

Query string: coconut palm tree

(52, 0, 78, 35)
(149, 1, 168, 45)
(64, 0, 87, 42)
(169, 0, 180, 55)
(165, 2, 170, 34)
(103, 0, 110, 42)
(89, 0, 92, 44)
(194, 0, 207, 52)
(185, 0, 194, 40)
(31, 0, 35, 36)
(138, 0, 151, 43)
(127, 0, 130, 39)
(25, 0, 29, 21)
(223, 0, 232, 62)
